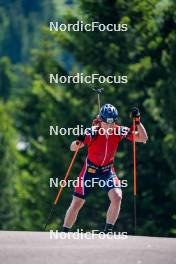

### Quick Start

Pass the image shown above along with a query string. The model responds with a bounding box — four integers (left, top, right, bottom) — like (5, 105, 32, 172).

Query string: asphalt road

(0, 231, 175, 264)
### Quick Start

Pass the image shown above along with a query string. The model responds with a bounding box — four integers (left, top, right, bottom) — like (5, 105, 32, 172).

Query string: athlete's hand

(70, 140, 84, 151)
(130, 107, 141, 125)
(92, 115, 102, 127)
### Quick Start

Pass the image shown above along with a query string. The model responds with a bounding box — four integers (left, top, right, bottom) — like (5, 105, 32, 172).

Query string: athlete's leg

(63, 159, 94, 231)
(106, 188, 122, 225)
(63, 196, 85, 229)
(63, 159, 87, 231)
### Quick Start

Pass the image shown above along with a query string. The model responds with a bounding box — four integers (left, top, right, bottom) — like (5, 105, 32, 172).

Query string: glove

(92, 115, 102, 127)
(130, 107, 141, 125)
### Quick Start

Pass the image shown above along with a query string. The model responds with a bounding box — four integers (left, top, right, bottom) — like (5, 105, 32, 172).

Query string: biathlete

(63, 104, 148, 233)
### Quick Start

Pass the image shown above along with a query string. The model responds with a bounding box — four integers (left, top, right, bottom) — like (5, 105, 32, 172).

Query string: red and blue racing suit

(73, 125, 133, 199)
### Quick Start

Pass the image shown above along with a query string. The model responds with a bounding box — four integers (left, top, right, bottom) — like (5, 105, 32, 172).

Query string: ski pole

(91, 88, 104, 111)
(133, 118, 137, 234)
(44, 141, 81, 230)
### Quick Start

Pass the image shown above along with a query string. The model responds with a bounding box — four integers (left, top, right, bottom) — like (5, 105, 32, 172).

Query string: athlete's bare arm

(135, 123, 148, 143)
(70, 140, 85, 151)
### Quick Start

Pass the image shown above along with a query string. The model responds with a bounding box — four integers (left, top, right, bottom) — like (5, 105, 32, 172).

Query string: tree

(0, 57, 16, 100)
(0, 101, 19, 229)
